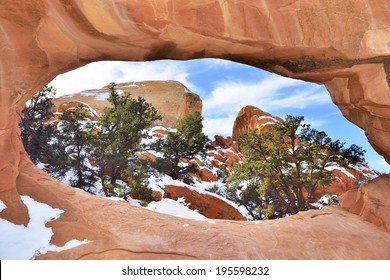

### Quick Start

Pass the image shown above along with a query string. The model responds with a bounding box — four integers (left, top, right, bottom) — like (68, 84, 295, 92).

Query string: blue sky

(49, 59, 389, 173)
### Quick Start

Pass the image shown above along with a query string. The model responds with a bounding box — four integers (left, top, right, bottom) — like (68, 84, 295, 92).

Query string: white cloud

(302, 119, 329, 128)
(49, 60, 201, 97)
(203, 74, 330, 117)
(378, 159, 389, 167)
(203, 115, 237, 138)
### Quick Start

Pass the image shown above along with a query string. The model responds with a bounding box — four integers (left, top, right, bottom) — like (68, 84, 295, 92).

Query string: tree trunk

(101, 176, 109, 197)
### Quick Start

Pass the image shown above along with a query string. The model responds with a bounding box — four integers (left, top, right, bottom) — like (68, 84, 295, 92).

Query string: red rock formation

(340, 174, 390, 232)
(164, 185, 246, 221)
(1, 0, 390, 259)
(53, 81, 202, 128)
(214, 135, 233, 148)
(315, 165, 380, 199)
(232, 106, 283, 140)
(210, 135, 243, 171)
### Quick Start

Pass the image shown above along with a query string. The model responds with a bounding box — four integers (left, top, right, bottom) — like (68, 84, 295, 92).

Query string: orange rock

(315, 166, 381, 199)
(137, 152, 157, 162)
(213, 153, 227, 163)
(340, 174, 390, 232)
(53, 81, 202, 128)
(232, 106, 283, 140)
(152, 128, 168, 139)
(199, 168, 218, 182)
(214, 135, 233, 148)
(231, 142, 240, 153)
(151, 191, 163, 202)
(164, 185, 245, 220)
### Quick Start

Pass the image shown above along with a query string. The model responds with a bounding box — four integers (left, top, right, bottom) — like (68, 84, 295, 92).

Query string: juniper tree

(89, 82, 161, 196)
(154, 112, 210, 182)
(228, 115, 365, 219)
(57, 105, 97, 192)
(19, 86, 57, 163)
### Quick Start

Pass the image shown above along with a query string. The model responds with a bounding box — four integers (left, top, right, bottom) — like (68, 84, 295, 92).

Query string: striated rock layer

(1, 0, 390, 259)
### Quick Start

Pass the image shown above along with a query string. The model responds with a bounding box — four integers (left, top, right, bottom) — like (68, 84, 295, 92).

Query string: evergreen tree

(228, 115, 365, 219)
(19, 86, 56, 163)
(89, 82, 161, 196)
(57, 105, 97, 192)
(154, 112, 210, 181)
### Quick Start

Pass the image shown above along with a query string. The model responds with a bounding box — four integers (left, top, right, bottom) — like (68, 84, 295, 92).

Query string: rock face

(232, 105, 283, 140)
(53, 81, 202, 128)
(1, 0, 390, 259)
(164, 185, 246, 221)
(340, 174, 390, 232)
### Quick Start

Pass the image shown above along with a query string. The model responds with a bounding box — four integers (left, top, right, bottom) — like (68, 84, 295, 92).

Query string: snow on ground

(35, 239, 90, 256)
(147, 172, 249, 219)
(0, 199, 6, 212)
(95, 92, 110, 101)
(147, 198, 208, 220)
(350, 163, 381, 180)
(79, 89, 101, 97)
(148, 173, 187, 189)
(325, 165, 357, 179)
(0, 196, 89, 259)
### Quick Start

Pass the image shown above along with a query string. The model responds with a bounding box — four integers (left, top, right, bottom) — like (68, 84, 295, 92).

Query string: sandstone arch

(1, 0, 390, 259)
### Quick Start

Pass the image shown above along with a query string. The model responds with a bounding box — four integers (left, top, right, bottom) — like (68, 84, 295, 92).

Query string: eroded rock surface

(340, 174, 390, 232)
(1, 0, 390, 259)
(53, 81, 202, 128)
(20, 163, 390, 260)
(232, 105, 283, 140)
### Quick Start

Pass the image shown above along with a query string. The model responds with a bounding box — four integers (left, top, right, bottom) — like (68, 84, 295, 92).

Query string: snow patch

(147, 198, 208, 220)
(95, 92, 110, 101)
(0, 196, 64, 259)
(257, 115, 279, 123)
(35, 239, 90, 256)
(103, 196, 125, 202)
(260, 121, 276, 127)
(0, 196, 91, 259)
(0, 199, 6, 212)
(80, 90, 100, 97)
(326, 165, 357, 179)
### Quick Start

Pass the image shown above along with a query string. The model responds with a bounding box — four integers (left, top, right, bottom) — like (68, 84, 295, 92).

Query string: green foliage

(57, 105, 97, 192)
(19, 86, 57, 163)
(121, 159, 153, 201)
(216, 163, 229, 183)
(226, 181, 263, 220)
(19, 83, 162, 198)
(89, 82, 161, 196)
(228, 115, 365, 219)
(205, 183, 227, 197)
(154, 112, 210, 181)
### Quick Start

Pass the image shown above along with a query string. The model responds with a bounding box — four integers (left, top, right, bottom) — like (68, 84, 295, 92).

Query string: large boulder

(232, 106, 283, 140)
(340, 174, 390, 232)
(53, 81, 202, 128)
(164, 185, 246, 221)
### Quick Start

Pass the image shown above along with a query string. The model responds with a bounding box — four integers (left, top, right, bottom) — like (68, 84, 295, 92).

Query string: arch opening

(14, 58, 386, 222)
